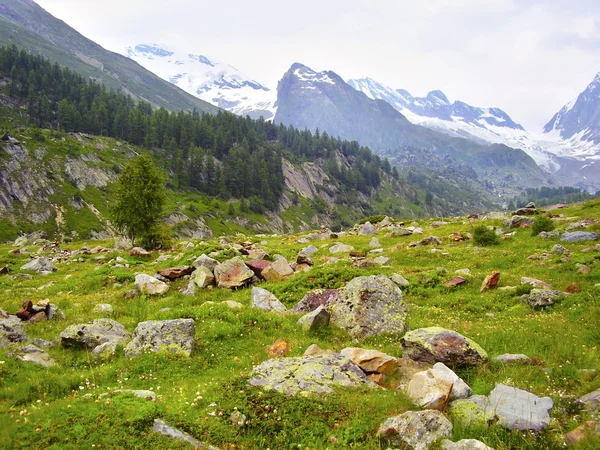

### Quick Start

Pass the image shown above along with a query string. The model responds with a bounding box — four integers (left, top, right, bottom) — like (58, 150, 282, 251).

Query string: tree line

(0, 44, 395, 210)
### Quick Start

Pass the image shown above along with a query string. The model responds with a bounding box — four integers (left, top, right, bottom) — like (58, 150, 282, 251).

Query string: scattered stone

(521, 289, 564, 309)
(377, 410, 453, 450)
(563, 421, 600, 447)
(152, 419, 218, 450)
(486, 384, 553, 432)
(214, 257, 255, 289)
(420, 236, 442, 246)
(248, 248, 269, 260)
(123, 289, 138, 299)
(154, 254, 172, 263)
(441, 439, 494, 450)
(493, 354, 531, 364)
(373, 256, 391, 265)
(157, 265, 194, 280)
(329, 243, 355, 254)
(359, 222, 377, 235)
(153, 274, 170, 283)
(13, 235, 28, 247)
(297, 306, 330, 331)
(540, 230, 560, 239)
(93, 303, 113, 314)
(262, 259, 295, 282)
(125, 319, 195, 358)
(552, 244, 569, 255)
(390, 273, 410, 287)
(401, 327, 488, 367)
(351, 258, 374, 269)
(135, 274, 169, 295)
(20, 257, 57, 274)
(91, 341, 118, 360)
(480, 271, 500, 293)
(267, 339, 290, 358)
(301, 245, 318, 255)
(512, 205, 538, 216)
(230, 411, 247, 427)
(521, 276, 552, 289)
(296, 252, 314, 266)
(577, 264, 591, 275)
(293, 289, 339, 313)
(224, 300, 243, 309)
(506, 216, 534, 228)
(406, 369, 453, 410)
(432, 362, 472, 400)
(192, 266, 215, 288)
(303, 343, 336, 357)
(566, 283, 581, 294)
(444, 276, 467, 288)
(251, 287, 286, 313)
(0, 265, 10, 275)
(8, 344, 55, 367)
(192, 254, 219, 271)
(389, 227, 413, 237)
(455, 269, 472, 278)
(245, 259, 271, 278)
(578, 388, 600, 413)
(448, 395, 488, 427)
(340, 347, 398, 376)
(349, 250, 367, 258)
(60, 319, 130, 350)
(327, 275, 409, 338)
(129, 247, 151, 257)
(369, 237, 381, 248)
(248, 354, 377, 396)
(561, 231, 598, 243)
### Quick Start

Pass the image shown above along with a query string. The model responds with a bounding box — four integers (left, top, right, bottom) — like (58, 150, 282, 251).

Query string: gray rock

(0, 317, 28, 347)
(493, 354, 531, 364)
(152, 419, 219, 450)
(8, 344, 55, 367)
(390, 227, 413, 237)
(192, 254, 219, 271)
(359, 221, 377, 235)
(506, 216, 535, 228)
(20, 257, 57, 274)
(180, 279, 196, 296)
(297, 306, 330, 331)
(561, 231, 599, 242)
(441, 439, 494, 450)
(262, 259, 295, 282)
(248, 354, 377, 396)
(327, 275, 408, 338)
(296, 252, 314, 266)
(301, 245, 318, 255)
(448, 395, 488, 426)
(60, 319, 131, 350)
(401, 327, 488, 367)
(91, 341, 118, 360)
(214, 257, 255, 289)
(251, 287, 286, 313)
(521, 289, 564, 309)
(13, 236, 28, 247)
(329, 243, 355, 254)
(378, 409, 453, 450)
(390, 273, 410, 287)
(110, 389, 156, 401)
(373, 256, 391, 265)
(192, 266, 215, 288)
(578, 388, 600, 413)
(93, 303, 113, 314)
(432, 362, 472, 400)
(552, 244, 568, 255)
(135, 274, 169, 295)
(486, 384, 553, 431)
(369, 237, 381, 248)
(153, 274, 170, 283)
(125, 319, 195, 358)
(539, 230, 560, 239)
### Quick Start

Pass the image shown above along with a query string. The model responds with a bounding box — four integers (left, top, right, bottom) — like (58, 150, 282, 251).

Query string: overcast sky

(35, 0, 600, 131)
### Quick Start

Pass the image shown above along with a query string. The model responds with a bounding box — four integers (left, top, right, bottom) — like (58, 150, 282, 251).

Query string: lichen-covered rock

(377, 409, 453, 450)
(297, 306, 330, 331)
(340, 347, 398, 375)
(135, 274, 169, 295)
(248, 354, 377, 396)
(192, 266, 215, 288)
(125, 319, 195, 358)
(91, 341, 118, 360)
(214, 257, 254, 289)
(251, 287, 287, 313)
(60, 318, 131, 349)
(20, 257, 57, 274)
(262, 259, 294, 282)
(486, 384, 553, 431)
(192, 254, 219, 271)
(561, 231, 598, 242)
(401, 327, 488, 367)
(448, 395, 488, 427)
(521, 289, 564, 309)
(0, 317, 28, 347)
(8, 344, 55, 367)
(327, 275, 408, 338)
(391, 273, 410, 287)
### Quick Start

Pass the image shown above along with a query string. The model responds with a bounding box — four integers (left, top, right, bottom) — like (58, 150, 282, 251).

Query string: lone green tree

(110, 154, 166, 247)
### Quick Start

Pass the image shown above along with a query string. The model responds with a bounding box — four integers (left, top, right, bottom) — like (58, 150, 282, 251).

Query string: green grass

(0, 201, 600, 449)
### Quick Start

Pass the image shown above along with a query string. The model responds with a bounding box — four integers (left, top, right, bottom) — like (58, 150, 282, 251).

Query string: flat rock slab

(157, 265, 194, 280)
(153, 419, 219, 450)
(521, 289, 564, 309)
(248, 354, 377, 396)
(60, 318, 130, 349)
(378, 409, 453, 450)
(125, 319, 195, 358)
(9, 344, 55, 367)
(401, 327, 488, 367)
(561, 231, 598, 242)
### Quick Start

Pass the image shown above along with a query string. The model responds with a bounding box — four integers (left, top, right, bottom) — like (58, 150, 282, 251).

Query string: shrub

(531, 216, 555, 236)
(473, 225, 500, 246)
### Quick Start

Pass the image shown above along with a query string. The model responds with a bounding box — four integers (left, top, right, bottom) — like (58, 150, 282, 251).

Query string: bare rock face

(214, 257, 255, 289)
(401, 327, 488, 367)
(327, 275, 409, 338)
(378, 410, 453, 450)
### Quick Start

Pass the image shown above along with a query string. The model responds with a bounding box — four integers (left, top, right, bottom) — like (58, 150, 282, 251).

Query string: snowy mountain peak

(125, 43, 276, 120)
(425, 90, 450, 106)
(288, 63, 340, 86)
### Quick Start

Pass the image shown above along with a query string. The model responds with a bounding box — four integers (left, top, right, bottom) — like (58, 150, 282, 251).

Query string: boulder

(329, 243, 355, 254)
(20, 257, 57, 274)
(248, 248, 269, 260)
(301, 245, 318, 255)
(180, 280, 196, 296)
(373, 256, 391, 266)
(327, 275, 409, 338)
(251, 287, 287, 313)
(262, 259, 294, 282)
(248, 354, 377, 396)
(93, 303, 113, 314)
(293, 289, 339, 313)
(521, 276, 552, 289)
(563, 421, 600, 447)
(8, 344, 55, 367)
(540, 230, 560, 239)
(521, 289, 564, 309)
(297, 306, 330, 331)
(13, 235, 28, 247)
(135, 274, 169, 295)
(578, 388, 600, 413)
(152, 419, 218, 450)
(406, 369, 453, 410)
(245, 259, 271, 278)
(486, 384, 553, 432)
(552, 244, 568, 255)
(296, 252, 314, 266)
(157, 265, 194, 280)
(60, 318, 130, 349)
(420, 236, 442, 246)
(506, 216, 535, 228)
(359, 221, 377, 235)
(129, 247, 150, 257)
(369, 237, 381, 248)
(561, 231, 598, 243)
(441, 439, 494, 450)
(448, 395, 488, 427)
(340, 347, 398, 376)
(389, 227, 413, 237)
(214, 257, 255, 289)
(432, 362, 472, 400)
(480, 271, 500, 293)
(192, 254, 219, 271)
(125, 319, 195, 358)
(0, 317, 28, 347)
(192, 266, 215, 288)
(401, 327, 488, 367)
(92, 341, 118, 360)
(377, 410, 453, 450)
(391, 273, 410, 287)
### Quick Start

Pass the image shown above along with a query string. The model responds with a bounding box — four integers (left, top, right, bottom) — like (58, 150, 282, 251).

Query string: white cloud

(34, 0, 600, 131)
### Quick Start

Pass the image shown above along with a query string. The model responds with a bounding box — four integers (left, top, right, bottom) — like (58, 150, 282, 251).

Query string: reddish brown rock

(157, 265, 194, 280)
(444, 276, 467, 288)
(0, 265, 10, 275)
(480, 271, 501, 293)
(350, 251, 367, 258)
(245, 260, 271, 278)
(563, 421, 599, 447)
(267, 339, 290, 358)
(16, 300, 34, 321)
(367, 373, 387, 386)
(449, 232, 464, 242)
(566, 283, 581, 294)
(293, 289, 339, 313)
